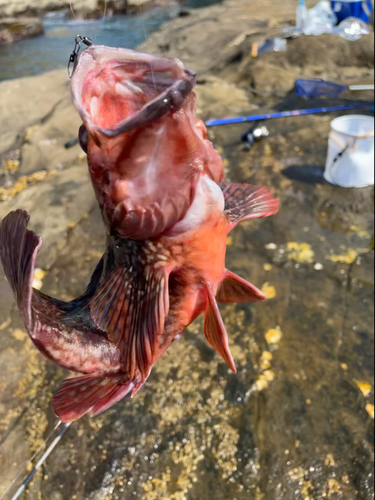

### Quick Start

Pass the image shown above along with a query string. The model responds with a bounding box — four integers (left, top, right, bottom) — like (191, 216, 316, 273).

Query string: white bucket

(324, 115, 375, 188)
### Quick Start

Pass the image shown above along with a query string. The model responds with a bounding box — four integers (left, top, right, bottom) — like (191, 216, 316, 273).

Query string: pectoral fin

(90, 265, 170, 381)
(204, 285, 236, 374)
(217, 269, 266, 304)
(221, 180, 279, 228)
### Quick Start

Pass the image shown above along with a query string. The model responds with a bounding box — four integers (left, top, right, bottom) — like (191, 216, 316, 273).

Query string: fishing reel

(241, 124, 270, 151)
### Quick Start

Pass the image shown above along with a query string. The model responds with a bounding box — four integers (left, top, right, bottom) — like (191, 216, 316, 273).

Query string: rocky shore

(0, 0, 374, 499)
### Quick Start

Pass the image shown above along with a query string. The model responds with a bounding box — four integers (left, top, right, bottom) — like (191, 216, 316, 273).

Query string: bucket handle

(362, 1, 373, 19)
(327, 129, 374, 185)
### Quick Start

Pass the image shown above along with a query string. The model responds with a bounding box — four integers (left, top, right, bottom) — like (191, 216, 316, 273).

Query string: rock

(0, 16, 43, 43)
(140, 0, 300, 73)
(0, 69, 69, 156)
(127, 0, 156, 13)
(195, 75, 254, 121)
(141, 0, 374, 96)
(0, 0, 96, 17)
(0, 0, 154, 20)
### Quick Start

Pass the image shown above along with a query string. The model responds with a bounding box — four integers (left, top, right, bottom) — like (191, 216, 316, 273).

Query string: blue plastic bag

(331, 1, 373, 23)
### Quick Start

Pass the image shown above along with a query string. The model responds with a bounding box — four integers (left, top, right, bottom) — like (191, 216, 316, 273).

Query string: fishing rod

(206, 102, 374, 127)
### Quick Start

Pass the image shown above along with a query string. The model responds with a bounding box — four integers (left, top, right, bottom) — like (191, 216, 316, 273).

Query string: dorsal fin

(90, 262, 170, 381)
(221, 180, 279, 228)
(204, 285, 236, 374)
(217, 269, 266, 304)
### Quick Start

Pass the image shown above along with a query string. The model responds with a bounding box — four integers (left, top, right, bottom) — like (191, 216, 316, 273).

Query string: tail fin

(0, 210, 42, 328)
(53, 374, 139, 423)
(221, 180, 279, 229)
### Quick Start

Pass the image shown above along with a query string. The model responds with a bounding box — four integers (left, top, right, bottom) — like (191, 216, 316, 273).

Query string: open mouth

(71, 46, 197, 137)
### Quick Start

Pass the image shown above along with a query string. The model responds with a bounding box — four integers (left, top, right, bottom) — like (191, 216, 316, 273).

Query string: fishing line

(0, 420, 65, 500)
(8, 423, 72, 500)
(142, 20, 158, 94)
(69, 2, 78, 20)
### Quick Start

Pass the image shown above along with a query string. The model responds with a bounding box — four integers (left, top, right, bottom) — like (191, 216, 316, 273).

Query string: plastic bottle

(296, 0, 308, 30)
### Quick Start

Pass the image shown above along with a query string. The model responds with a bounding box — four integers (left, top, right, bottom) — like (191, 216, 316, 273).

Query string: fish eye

(78, 124, 88, 154)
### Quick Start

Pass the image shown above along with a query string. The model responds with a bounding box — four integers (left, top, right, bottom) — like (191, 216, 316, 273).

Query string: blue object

(331, 1, 373, 23)
(206, 103, 374, 127)
(295, 79, 348, 98)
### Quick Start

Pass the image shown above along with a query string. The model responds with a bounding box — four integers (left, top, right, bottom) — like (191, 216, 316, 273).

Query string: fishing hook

(68, 35, 93, 78)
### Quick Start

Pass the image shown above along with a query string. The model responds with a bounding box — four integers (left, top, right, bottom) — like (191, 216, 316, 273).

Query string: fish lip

(71, 45, 197, 138)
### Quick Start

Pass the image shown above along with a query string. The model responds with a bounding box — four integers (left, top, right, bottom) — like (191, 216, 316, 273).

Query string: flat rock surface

(0, 0, 374, 499)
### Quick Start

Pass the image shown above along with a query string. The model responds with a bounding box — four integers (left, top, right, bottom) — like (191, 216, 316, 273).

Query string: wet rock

(0, 17, 43, 43)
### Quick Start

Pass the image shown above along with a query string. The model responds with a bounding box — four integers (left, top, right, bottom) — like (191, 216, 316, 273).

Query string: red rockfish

(0, 46, 279, 423)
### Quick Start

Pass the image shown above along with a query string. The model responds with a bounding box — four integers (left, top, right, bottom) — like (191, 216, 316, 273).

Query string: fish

(71, 46, 224, 240)
(0, 182, 277, 422)
(0, 45, 279, 423)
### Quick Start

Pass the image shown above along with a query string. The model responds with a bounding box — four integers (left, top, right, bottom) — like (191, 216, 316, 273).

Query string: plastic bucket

(324, 115, 374, 188)
(331, 0, 373, 23)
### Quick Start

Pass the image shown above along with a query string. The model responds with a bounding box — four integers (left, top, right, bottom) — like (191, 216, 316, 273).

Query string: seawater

(0, 0, 223, 82)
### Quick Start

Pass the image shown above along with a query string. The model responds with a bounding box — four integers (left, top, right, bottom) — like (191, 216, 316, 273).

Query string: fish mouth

(71, 46, 197, 137)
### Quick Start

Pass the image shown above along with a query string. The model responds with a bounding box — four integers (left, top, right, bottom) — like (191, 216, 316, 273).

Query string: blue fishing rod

(206, 102, 374, 127)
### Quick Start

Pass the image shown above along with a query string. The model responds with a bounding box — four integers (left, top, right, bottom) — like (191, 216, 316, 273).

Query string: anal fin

(217, 270, 266, 304)
(53, 374, 137, 422)
(221, 180, 279, 228)
(204, 285, 236, 374)
(90, 265, 170, 381)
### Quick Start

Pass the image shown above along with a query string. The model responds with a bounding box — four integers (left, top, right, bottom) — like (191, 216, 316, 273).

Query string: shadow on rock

(282, 165, 328, 185)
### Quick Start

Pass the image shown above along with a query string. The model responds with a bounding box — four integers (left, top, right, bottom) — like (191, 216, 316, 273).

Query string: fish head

(71, 45, 197, 144)
(71, 45, 224, 240)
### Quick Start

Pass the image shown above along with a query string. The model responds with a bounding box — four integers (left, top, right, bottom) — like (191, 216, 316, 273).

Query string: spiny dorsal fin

(217, 269, 266, 304)
(90, 265, 170, 381)
(0, 210, 42, 330)
(221, 180, 279, 228)
(204, 285, 236, 374)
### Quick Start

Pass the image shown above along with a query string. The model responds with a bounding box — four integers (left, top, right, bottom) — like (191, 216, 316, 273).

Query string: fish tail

(0, 210, 42, 328)
(53, 374, 141, 423)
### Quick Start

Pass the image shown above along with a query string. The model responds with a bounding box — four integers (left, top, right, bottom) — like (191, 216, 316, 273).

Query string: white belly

(168, 175, 225, 236)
